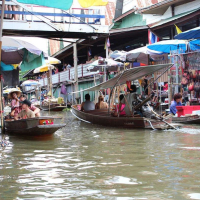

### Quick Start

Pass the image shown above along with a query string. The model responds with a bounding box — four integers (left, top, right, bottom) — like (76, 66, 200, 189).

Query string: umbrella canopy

(87, 59, 124, 72)
(2, 37, 45, 65)
(147, 40, 188, 54)
(174, 27, 200, 40)
(45, 57, 61, 65)
(115, 46, 162, 64)
(21, 80, 41, 87)
(110, 50, 127, 59)
(33, 64, 54, 74)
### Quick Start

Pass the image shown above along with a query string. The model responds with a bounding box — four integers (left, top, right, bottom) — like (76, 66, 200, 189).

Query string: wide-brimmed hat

(8, 89, 21, 99)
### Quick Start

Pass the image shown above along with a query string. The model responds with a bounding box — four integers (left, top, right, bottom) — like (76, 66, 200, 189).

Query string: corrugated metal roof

(72, 64, 172, 93)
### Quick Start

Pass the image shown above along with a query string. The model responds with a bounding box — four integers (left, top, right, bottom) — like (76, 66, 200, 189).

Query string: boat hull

(172, 115, 200, 124)
(40, 104, 67, 111)
(5, 117, 66, 135)
(71, 105, 171, 129)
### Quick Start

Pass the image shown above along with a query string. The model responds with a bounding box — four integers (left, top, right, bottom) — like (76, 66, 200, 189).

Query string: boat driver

(81, 94, 95, 111)
(20, 94, 41, 117)
(170, 93, 182, 115)
(14, 100, 35, 120)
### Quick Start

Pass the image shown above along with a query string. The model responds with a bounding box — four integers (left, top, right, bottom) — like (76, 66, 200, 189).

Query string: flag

(174, 24, 182, 35)
(78, 0, 108, 8)
(148, 30, 159, 44)
(107, 37, 110, 48)
(16, 0, 73, 10)
(104, 38, 110, 49)
(88, 48, 92, 56)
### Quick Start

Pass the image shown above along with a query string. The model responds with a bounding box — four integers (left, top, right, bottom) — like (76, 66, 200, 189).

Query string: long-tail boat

(5, 117, 66, 135)
(40, 103, 67, 111)
(71, 64, 177, 130)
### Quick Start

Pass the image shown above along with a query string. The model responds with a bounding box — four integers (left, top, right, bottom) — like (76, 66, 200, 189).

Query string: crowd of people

(7, 91, 40, 121)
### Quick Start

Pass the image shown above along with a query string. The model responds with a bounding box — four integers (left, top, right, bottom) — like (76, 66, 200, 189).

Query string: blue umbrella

(174, 27, 200, 40)
(147, 40, 189, 54)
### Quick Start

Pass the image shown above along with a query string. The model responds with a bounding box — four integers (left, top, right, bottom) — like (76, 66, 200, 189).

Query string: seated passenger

(112, 94, 126, 117)
(14, 100, 35, 120)
(20, 95, 41, 117)
(95, 95, 108, 109)
(81, 94, 95, 111)
(121, 84, 137, 116)
(170, 93, 182, 115)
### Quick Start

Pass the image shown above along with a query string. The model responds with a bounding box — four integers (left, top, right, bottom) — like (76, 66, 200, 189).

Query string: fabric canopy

(72, 64, 172, 93)
(16, 0, 73, 10)
(147, 40, 189, 54)
(34, 64, 54, 74)
(1, 62, 14, 71)
(78, 0, 108, 8)
(174, 26, 200, 40)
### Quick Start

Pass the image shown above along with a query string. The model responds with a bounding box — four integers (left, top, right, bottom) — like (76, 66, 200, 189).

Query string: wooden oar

(147, 103, 177, 130)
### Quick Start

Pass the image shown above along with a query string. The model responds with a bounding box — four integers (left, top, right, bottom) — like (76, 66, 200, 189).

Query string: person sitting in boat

(121, 84, 138, 116)
(112, 94, 126, 117)
(30, 95, 37, 103)
(9, 91, 21, 118)
(81, 94, 95, 111)
(14, 100, 35, 120)
(170, 93, 182, 115)
(95, 95, 108, 109)
(20, 94, 41, 117)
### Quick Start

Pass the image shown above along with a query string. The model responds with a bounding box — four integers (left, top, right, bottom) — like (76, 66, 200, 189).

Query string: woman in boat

(95, 95, 108, 109)
(112, 94, 126, 117)
(9, 91, 21, 118)
(170, 93, 182, 115)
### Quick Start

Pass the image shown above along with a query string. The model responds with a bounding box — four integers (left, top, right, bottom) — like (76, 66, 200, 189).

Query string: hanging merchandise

(61, 84, 67, 95)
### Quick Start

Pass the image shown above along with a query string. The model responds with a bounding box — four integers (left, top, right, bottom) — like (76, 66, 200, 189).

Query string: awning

(71, 64, 172, 93)
(150, 8, 200, 29)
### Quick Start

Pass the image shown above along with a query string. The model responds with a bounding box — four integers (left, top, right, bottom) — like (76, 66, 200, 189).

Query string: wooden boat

(5, 117, 66, 135)
(172, 115, 200, 124)
(71, 64, 178, 130)
(71, 105, 174, 130)
(40, 103, 67, 111)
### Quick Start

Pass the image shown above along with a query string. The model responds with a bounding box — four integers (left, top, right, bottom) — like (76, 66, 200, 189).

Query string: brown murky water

(0, 111, 200, 200)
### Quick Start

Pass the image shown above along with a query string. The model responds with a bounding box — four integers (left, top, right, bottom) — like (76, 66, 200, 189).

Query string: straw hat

(8, 89, 21, 99)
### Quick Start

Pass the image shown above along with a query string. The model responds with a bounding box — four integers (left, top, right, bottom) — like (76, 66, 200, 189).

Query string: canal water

(1, 111, 200, 200)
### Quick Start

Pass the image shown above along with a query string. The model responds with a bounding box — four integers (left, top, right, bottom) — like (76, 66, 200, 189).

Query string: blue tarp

(1, 62, 14, 71)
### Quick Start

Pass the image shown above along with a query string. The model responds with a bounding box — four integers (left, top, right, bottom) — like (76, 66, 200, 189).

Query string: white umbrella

(115, 46, 163, 64)
(21, 80, 41, 87)
(87, 59, 124, 72)
(45, 57, 61, 65)
(33, 64, 54, 74)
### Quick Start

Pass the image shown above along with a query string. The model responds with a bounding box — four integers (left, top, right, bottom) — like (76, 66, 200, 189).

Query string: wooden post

(49, 69, 53, 97)
(105, 37, 108, 82)
(0, 0, 5, 132)
(73, 43, 79, 104)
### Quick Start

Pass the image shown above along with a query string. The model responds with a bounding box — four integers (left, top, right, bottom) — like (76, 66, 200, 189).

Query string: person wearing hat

(14, 99, 35, 120)
(19, 95, 40, 117)
(30, 95, 37, 103)
(9, 90, 21, 117)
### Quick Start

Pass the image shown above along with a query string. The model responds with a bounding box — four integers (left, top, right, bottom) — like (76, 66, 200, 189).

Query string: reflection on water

(1, 111, 200, 199)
